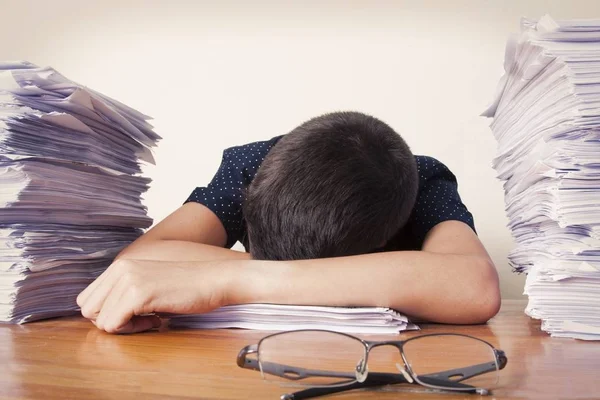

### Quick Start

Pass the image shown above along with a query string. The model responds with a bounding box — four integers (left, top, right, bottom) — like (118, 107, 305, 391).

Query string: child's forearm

(229, 251, 500, 325)
(77, 246, 498, 333)
(115, 240, 251, 262)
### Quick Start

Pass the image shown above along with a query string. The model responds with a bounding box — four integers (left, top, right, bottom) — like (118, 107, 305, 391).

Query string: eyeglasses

(237, 330, 507, 400)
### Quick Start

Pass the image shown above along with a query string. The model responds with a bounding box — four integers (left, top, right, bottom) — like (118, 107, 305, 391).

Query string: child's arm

(115, 202, 250, 262)
(232, 220, 500, 325)
(78, 215, 499, 333)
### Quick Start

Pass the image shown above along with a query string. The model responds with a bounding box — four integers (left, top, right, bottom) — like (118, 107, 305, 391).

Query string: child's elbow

(469, 257, 502, 324)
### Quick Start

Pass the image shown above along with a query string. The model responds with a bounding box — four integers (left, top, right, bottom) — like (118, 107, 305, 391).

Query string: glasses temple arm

(278, 357, 507, 399)
(282, 372, 412, 400)
(285, 372, 486, 400)
(418, 349, 508, 384)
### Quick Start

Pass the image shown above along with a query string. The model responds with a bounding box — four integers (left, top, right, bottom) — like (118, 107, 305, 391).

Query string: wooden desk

(1, 300, 599, 400)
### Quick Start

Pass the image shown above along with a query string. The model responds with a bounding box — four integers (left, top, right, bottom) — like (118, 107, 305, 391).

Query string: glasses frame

(238, 330, 507, 400)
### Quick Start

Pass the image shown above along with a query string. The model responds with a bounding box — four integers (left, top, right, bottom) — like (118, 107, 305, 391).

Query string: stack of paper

(169, 304, 418, 334)
(484, 15, 600, 340)
(0, 61, 159, 323)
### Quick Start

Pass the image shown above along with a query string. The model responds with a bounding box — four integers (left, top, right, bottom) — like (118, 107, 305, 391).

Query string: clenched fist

(76, 259, 234, 333)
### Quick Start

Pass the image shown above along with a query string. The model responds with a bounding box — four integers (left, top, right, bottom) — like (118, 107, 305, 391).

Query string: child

(77, 112, 500, 333)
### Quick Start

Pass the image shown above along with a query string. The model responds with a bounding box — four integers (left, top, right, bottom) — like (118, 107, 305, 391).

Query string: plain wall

(3, 0, 600, 299)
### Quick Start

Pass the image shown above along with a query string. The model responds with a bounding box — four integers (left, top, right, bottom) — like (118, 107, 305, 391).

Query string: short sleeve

(408, 156, 476, 246)
(184, 137, 281, 248)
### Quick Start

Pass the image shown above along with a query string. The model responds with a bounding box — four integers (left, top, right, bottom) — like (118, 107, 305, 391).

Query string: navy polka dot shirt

(185, 136, 475, 251)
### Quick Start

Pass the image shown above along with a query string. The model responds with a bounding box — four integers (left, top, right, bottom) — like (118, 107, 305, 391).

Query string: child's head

(243, 111, 418, 260)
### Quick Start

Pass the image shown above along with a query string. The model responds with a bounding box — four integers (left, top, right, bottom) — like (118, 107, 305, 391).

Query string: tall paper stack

(484, 15, 600, 340)
(0, 61, 160, 323)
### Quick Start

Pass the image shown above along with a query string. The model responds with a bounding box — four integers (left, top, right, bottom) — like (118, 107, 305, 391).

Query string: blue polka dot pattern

(185, 136, 476, 250)
(407, 156, 476, 248)
(184, 136, 280, 248)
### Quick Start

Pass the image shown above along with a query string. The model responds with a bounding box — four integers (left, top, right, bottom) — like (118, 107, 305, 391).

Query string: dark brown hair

(243, 111, 418, 260)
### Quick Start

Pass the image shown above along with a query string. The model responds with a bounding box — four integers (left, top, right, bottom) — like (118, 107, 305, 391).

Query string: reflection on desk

(1, 300, 599, 399)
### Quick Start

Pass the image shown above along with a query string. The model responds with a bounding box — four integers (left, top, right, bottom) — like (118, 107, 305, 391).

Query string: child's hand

(76, 259, 229, 334)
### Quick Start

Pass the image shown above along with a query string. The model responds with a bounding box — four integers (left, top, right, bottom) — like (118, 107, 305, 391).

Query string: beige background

(3, 0, 600, 299)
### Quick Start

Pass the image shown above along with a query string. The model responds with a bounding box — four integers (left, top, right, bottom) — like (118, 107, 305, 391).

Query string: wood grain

(1, 300, 599, 400)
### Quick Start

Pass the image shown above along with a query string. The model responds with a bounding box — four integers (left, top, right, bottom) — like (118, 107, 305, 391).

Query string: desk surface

(1, 300, 599, 400)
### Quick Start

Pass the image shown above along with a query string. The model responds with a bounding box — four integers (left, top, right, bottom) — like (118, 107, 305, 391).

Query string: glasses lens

(257, 330, 367, 387)
(402, 334, 499, 392)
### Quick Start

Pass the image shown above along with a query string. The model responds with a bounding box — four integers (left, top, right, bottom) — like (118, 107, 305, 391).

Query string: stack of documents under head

(483, 15, 600, 340)
(169, 304, 418, 334)
(0, 61, 159, 323)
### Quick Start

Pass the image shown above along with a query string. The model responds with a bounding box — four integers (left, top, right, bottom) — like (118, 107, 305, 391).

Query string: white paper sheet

(169, 304, 419, 334)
